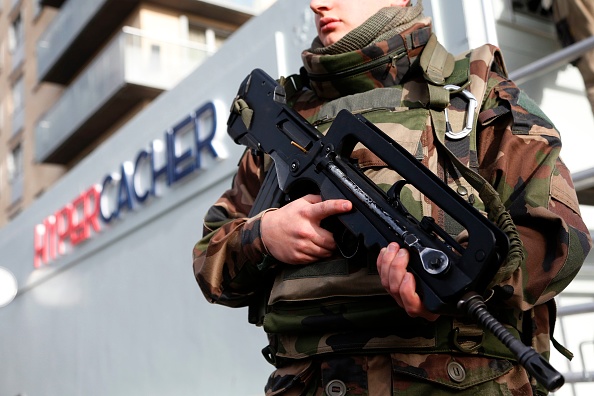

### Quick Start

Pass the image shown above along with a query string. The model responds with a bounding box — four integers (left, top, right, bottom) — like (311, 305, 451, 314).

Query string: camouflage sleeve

(192, 149, 274, 307)
(477, 73, 592, 311)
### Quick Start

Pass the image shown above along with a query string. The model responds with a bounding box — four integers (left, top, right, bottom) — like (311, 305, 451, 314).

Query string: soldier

(548, 0, 594, 115)
(193, 1, 592, 395)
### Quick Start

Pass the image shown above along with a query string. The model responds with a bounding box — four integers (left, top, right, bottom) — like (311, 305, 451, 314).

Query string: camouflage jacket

(193, 24, 592, 394)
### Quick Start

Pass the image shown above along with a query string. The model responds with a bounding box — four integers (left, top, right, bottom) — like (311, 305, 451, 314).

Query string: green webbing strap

(420, 34, 455, 85)
(234, 73, 304, 130)
(427, 84, 450, 112)
(233, 98, 254, 130)
(447, 55, 472, 87)
(279, 74, 303, 104)
(420, 32, 524, 285)
(429, 105, 524, 286)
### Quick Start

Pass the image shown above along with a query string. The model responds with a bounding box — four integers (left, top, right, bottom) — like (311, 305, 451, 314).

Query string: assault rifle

(227, 68, 564, 392)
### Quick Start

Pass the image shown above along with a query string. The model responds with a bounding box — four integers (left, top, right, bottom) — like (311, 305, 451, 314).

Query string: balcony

(36, 0, 254, 85)
(36, 27, 211, 164)
(37, 0, 139, 84)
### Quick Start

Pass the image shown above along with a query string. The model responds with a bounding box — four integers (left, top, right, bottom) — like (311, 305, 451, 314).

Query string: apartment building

(0, 0, 272, 227)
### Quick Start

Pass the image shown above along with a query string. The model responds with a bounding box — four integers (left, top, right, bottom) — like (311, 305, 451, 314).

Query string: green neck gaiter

(302, 4, 430, 99)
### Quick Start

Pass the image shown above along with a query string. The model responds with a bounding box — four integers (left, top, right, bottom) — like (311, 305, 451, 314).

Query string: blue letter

(193, 102, 219, 169)
(133, 150, 150, 203)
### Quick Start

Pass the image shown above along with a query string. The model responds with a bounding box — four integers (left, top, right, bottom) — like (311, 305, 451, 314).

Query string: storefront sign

(33, 101, 225, 268)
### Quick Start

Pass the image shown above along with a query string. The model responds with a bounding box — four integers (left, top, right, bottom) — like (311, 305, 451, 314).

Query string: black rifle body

(229, 69, 509, 315)
(227, 69, 564, 392)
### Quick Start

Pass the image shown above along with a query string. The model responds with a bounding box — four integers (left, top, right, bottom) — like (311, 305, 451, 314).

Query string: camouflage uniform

(550, 0, 594, 115)
(193, 12, 592, 396)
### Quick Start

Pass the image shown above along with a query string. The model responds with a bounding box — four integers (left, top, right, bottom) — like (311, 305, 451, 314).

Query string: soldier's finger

(388, 247, 408, 294)
(377, 243, 399, 288)
(311, 227, 337, 251)
(301, 194, 323, 205)
(378, 243, 407, 307)
(399, 273, 439, 321)
(310, 199, 352, 221)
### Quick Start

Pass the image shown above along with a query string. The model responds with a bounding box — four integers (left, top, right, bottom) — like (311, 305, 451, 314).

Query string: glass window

(7, 144, 23, 183)
(34, 0, 43, 18)
(188, 25, 207, 45)
(0, 98, 4, 132)
(11, 77, 25, 135)
(12, 77, 23, 112)
(188, 23, 230, 52)
(511, 0, 553, 21)
(8, 13, 24, 53)
(149, 43, 161, 71)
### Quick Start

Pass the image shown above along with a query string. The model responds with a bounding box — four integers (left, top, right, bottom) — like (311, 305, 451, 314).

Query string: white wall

(0, 1, 315, 395)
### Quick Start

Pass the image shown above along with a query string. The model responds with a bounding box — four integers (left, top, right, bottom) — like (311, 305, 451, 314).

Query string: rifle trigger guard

(443, 84, 477, 140)
(387, 180, 408, 207)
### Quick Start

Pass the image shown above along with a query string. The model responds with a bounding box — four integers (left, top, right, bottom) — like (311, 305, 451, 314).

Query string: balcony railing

(37, 0, 108, 80)
(36, 26, 212, 164)
(120, 26, 212, 88)
(36, 0, 137, 84)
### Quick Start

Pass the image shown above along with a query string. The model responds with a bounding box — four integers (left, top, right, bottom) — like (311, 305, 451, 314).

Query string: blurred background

(0, 0, 592, 395)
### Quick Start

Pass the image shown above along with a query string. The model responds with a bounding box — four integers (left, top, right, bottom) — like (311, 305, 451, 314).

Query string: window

(188, 23, 230, 53)
(34, 0, 43, 19)
(8, 12, 23, 54)
(511, 0, 553, 21)
(12, 77, 23, 110)
(149, 43, 161, 71)
(8, 144, 23, 183)
(11, 76, 24, 135)
(188, 25, 207, 46)
(8, 143, 24, 203)
(498, 0, 556, 38)
(0, 98, 5, 132)
(0, 40, 5, 73)
(9, 11, 24, 71)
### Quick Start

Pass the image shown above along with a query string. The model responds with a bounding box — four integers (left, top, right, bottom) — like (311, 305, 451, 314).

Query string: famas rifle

(227, 68, 564, 392)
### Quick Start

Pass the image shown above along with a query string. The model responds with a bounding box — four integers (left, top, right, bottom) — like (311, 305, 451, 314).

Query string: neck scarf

(302, 3, 430, 99)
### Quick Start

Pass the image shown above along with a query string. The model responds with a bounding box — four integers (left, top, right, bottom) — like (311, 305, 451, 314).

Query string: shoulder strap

(278, 67, 310, 105)
(423, 39, 524, 286)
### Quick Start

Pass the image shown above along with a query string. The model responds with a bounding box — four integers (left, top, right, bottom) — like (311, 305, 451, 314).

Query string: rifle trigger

(387, 180, 408, 208)
(388, 180, 406, 196)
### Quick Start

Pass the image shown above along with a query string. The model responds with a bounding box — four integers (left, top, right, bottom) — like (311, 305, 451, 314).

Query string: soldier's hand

(260, 194, 352, 264)
(377, 242, 440, 321)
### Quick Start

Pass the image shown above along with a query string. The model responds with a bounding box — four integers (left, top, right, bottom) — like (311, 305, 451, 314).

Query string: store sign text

(33, 101, 224, 268)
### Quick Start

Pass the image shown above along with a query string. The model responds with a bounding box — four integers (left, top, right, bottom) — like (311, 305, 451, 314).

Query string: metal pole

(562, 371, 594, 384)
(509, 35, 594, 85)
(557, 302, 594, 317)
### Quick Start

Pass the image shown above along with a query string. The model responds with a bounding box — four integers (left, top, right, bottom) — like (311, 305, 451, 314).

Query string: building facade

(0, 0, 271, 226)
(0, 0, 592, 395)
